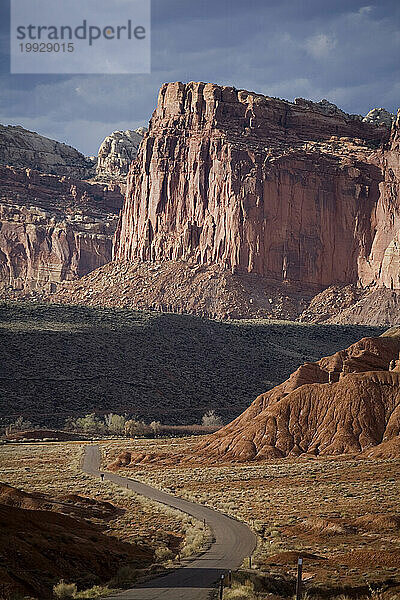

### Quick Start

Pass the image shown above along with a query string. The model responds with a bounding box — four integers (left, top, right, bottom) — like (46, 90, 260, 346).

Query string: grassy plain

(104, 437, 400, 599)
(0, 441, 206, 598)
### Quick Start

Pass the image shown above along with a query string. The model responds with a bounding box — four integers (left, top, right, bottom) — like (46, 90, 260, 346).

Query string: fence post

(296, 557, 303, 600)
(227, 570, 232, 587)
(219, 574, 224, 599)
(249, 555, 252, 569)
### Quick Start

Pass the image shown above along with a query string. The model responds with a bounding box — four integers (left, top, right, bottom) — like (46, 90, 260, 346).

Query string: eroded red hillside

(195, 334, 400, 461)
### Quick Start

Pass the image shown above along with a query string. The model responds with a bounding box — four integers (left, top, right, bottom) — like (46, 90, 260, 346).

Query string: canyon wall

(115, 81, 396, 290)
(0, 166, 122, 293)
(358, 110, 400, 288)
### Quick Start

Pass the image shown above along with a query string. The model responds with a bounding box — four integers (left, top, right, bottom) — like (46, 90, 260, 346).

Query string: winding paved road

(82, 445, 256, 600)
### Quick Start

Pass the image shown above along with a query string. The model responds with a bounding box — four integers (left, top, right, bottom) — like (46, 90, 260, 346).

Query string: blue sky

(0, 0, 399, 155)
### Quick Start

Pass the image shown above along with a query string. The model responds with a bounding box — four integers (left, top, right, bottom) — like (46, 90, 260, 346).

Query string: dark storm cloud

(0, 0, 398, 154)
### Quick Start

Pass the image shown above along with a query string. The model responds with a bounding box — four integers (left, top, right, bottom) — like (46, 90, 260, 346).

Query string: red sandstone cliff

(0, 166, 122, 294)
(358, 110, 400, 289)
(114, 82, 395, 291)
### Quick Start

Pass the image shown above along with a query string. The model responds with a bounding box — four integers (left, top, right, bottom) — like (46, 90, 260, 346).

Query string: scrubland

(0, 441, 207, 598)
(0, 301, 382, 428)
(104, 437, 400, 599)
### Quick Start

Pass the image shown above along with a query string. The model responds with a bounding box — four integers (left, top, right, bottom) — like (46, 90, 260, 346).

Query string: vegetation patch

(0, 301, 383, 428)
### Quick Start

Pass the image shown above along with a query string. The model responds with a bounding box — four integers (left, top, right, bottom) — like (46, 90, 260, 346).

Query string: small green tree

(149, 420, 162, 437)
(73, 413, 106, 434)
(105, 413, 126, 435)
(125, 419, 149, 437)
(5, 416, 33, 435)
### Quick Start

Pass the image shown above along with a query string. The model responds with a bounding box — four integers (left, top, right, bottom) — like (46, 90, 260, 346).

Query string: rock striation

(357, 109, 400, 290)
(114, 82, 396, 295)
(194, 332, 400, 461)
(41, 82, 400, 324)
(0, 166, 122, 294)
(96, 128, 145, 181)
(0, 124, 95, 179)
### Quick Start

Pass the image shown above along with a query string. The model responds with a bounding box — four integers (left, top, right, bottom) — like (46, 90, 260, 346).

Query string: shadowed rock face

(114, 82, 397, 291)
(0, 124, 95, 179)
(0, 484, 152, 599)
(0, 166, 123, 293)
(195, 334, 400, 461)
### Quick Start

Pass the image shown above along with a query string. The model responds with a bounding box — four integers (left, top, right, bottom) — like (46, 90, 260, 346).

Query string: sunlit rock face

(115, 82, 397, 290)
(96, 129, 145, 181)
(194, 334, 400, 461)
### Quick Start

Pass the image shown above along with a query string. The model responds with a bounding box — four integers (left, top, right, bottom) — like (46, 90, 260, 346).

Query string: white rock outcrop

(96, 128, 145, 181)
(363, 108, 395, 127)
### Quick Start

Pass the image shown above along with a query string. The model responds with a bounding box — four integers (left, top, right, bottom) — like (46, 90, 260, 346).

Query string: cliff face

(0, 166, 122, 293)
(0, 124, 95, 179)
(358, 111, 400, 289)
(115, 81, 394, 290)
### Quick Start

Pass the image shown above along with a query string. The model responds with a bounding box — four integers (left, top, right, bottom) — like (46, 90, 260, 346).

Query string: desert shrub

(181, 522, 209, 557)
(125, 419, 149, 437)
(74, 585, 111, 598)
(201, 410, 223, 427)
(53, 579, 77, 599)
(5, 415, 33, 435)
(155, 545, 174, 561)
(223, 580, 255, 600)
(107, 565, 139, 588)
(149, 420, 162, 437)
(68, 413, 106, 434)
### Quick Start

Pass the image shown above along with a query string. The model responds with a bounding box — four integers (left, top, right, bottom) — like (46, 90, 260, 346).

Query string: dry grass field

(1, 441, 191, 550)
(2, 438, 400, 599)
(104, 437, 400, 599)
(0, 441, 207, 598)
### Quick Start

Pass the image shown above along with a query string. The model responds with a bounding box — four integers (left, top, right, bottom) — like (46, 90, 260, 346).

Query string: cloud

(305, 33, 337, 59)
(0, 0, 399, 155)
(358, 5, 373, 15)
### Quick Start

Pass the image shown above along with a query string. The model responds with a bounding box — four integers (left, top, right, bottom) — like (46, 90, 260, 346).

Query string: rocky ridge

(363, 108, 396, 127)
(194, 331, 400, 461)
(0, 124, 95, 179)
(111, 330, 400, 464)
